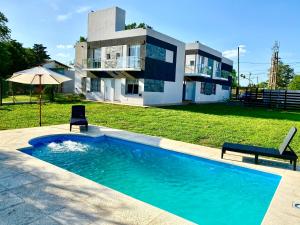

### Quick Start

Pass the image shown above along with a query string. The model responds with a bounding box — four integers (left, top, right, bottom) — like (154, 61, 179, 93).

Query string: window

(190, 60, 195, 66)
(207, 58, 214, 76)
(200, 82, 216, 95)
(81, 77, 86, 92)
(144, 79, 164, 92)
(129, 45, 141, 68)
(165, 50, 174, 63)
(106, 54, 111, 59)
(116, 53, 121, 59)
(146, 43, 173, 63)
(91, 78, 100, 92)
(126, 79, 139, 95)
(215, 61, 221, 77)
(94, 48, 101, 60)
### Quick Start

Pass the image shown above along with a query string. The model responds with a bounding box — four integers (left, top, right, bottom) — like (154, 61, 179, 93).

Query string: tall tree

(276, 61, 295, 89)
(32, 44, 50, 65)
(0, 12, 10, 41)
(0, 11, 11, 105)
(288, 75, 300, 90)
(230, 69, 237, 88)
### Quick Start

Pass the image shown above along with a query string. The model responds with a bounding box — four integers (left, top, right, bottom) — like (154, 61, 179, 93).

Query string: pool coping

(0, 124, 299, 224)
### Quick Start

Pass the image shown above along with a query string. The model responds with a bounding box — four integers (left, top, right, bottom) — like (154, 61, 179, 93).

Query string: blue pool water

(22, 134, 281, 225)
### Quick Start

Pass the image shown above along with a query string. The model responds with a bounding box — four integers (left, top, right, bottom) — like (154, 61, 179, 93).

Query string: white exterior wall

(88, 7, 125, 42)
(78, 7, 185, 106)
(143, 29, 185, 106)
(194, 82, 230, 103)
(62, 70, 75, 93)
(82, 78, 143, 105)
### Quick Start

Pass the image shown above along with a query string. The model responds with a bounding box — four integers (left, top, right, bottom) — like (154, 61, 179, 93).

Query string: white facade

(75, 6, 185, 106)
(184, 42, 233, 103)
(185, 81, 230, 103)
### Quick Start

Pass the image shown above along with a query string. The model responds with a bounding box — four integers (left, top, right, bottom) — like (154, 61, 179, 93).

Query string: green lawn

(3, 95, 39, 103)
(0, 101, 299, 156)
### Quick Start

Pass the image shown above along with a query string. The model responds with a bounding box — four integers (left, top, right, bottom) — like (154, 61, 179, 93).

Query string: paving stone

(49, 206, 98, 225)
(0, 184, 7, 193)
(28, 216, 62, 225)
(0, 191, 24, 211)
(0, 203, 44, 225)
(0, 166, 23, 179)
(10, 182, 66, 215)
(0, 172, 40, 190)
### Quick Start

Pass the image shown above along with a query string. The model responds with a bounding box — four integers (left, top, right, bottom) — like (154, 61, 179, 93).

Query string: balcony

(82, 56, 142, 71)
(185, 64, 213, 77)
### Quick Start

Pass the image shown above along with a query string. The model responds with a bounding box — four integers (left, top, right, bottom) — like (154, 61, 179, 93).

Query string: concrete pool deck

(0, 124, 299, 225)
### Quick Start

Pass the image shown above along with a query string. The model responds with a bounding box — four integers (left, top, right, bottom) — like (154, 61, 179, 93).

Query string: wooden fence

(242, 88, 300, 110)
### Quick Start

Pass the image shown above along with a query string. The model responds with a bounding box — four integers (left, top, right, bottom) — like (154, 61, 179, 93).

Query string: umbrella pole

(39, 75, 42, 127)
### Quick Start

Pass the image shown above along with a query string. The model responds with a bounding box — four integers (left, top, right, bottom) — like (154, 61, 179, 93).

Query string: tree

(276, 61, 295, 89)
(288, 75, 300, 90)
(230, 69, 237, 88)
(0, 11, 10, 41)
(0, 11, 11, 105)
(32, 44, 50, 65)
(79, 36, 87, 42)
(257, 81, 268, 88)
(125, 22, 152, 30)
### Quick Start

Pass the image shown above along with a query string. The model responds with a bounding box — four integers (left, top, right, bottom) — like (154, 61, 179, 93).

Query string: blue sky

(1, 0, 300, 85)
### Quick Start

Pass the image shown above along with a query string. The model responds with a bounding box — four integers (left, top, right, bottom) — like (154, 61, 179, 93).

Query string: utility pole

(268, 41, 280, 89)
(236, 46, 240, 99)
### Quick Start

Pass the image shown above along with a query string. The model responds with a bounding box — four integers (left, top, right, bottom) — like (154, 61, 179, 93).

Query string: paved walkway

(0, 124, 300, 225)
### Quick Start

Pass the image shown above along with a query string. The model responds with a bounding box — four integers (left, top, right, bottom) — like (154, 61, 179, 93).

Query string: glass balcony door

(128, 45, 141, 68)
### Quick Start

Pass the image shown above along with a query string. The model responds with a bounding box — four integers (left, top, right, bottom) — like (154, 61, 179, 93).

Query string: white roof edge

(222, 56, 234, 66)
(185, 42, 222, 58)
(146, 28, 185, 46)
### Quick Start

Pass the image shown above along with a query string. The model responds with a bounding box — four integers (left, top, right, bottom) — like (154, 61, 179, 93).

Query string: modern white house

(74, 6, 233, 106)
(184, 42, 233, 103)
(74, 7, 185, 106)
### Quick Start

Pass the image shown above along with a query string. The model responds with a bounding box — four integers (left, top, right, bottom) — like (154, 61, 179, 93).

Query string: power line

(240, 61, 300, 65)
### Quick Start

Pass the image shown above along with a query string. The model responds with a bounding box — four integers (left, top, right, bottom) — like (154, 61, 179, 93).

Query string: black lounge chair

(70, 105, 88, 132)
(221, 127, 298, 170)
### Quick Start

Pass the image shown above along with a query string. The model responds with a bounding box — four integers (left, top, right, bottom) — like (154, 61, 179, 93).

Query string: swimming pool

(21, 134, 281, 225)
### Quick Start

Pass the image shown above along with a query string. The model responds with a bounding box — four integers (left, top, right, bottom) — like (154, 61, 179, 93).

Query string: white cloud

(56, 6, 91, 22)
(56, 53, 71, 58)
(76, 6, 91, 14)
(222, 45, 246, 59)
(56, 13, 72, 21)
(56, 44, 73, 49)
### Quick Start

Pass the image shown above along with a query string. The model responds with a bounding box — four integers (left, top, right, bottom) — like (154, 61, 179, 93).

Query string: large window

(91, 78, 100, 92)
(144, 79, 164, 92)
(87, 48, 101, 68)
(200, 82, 216, 95)
(146, 44, 173, 63)
(214, 61, 221, 77)
(126, 79, 139, 95)
(129, 45, 141, 68)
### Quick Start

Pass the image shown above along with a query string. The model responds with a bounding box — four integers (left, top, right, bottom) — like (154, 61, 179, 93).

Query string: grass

(1, 101, 300, 156)
(3, 95, 39, 103)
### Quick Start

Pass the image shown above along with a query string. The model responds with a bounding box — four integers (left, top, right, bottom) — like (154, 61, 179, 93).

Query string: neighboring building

(43, 60, 75, 93)
(74, 7, 185, 106)
(184, 42, 233, 103)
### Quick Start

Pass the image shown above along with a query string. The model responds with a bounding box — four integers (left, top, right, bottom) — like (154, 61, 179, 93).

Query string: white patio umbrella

(7, 66, 72, 126)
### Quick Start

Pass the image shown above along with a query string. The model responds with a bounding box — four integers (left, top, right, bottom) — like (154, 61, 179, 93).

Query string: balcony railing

(82, 56, 141, 70)
(221, 70, 231, 79)
(185, 64, 213, 76)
